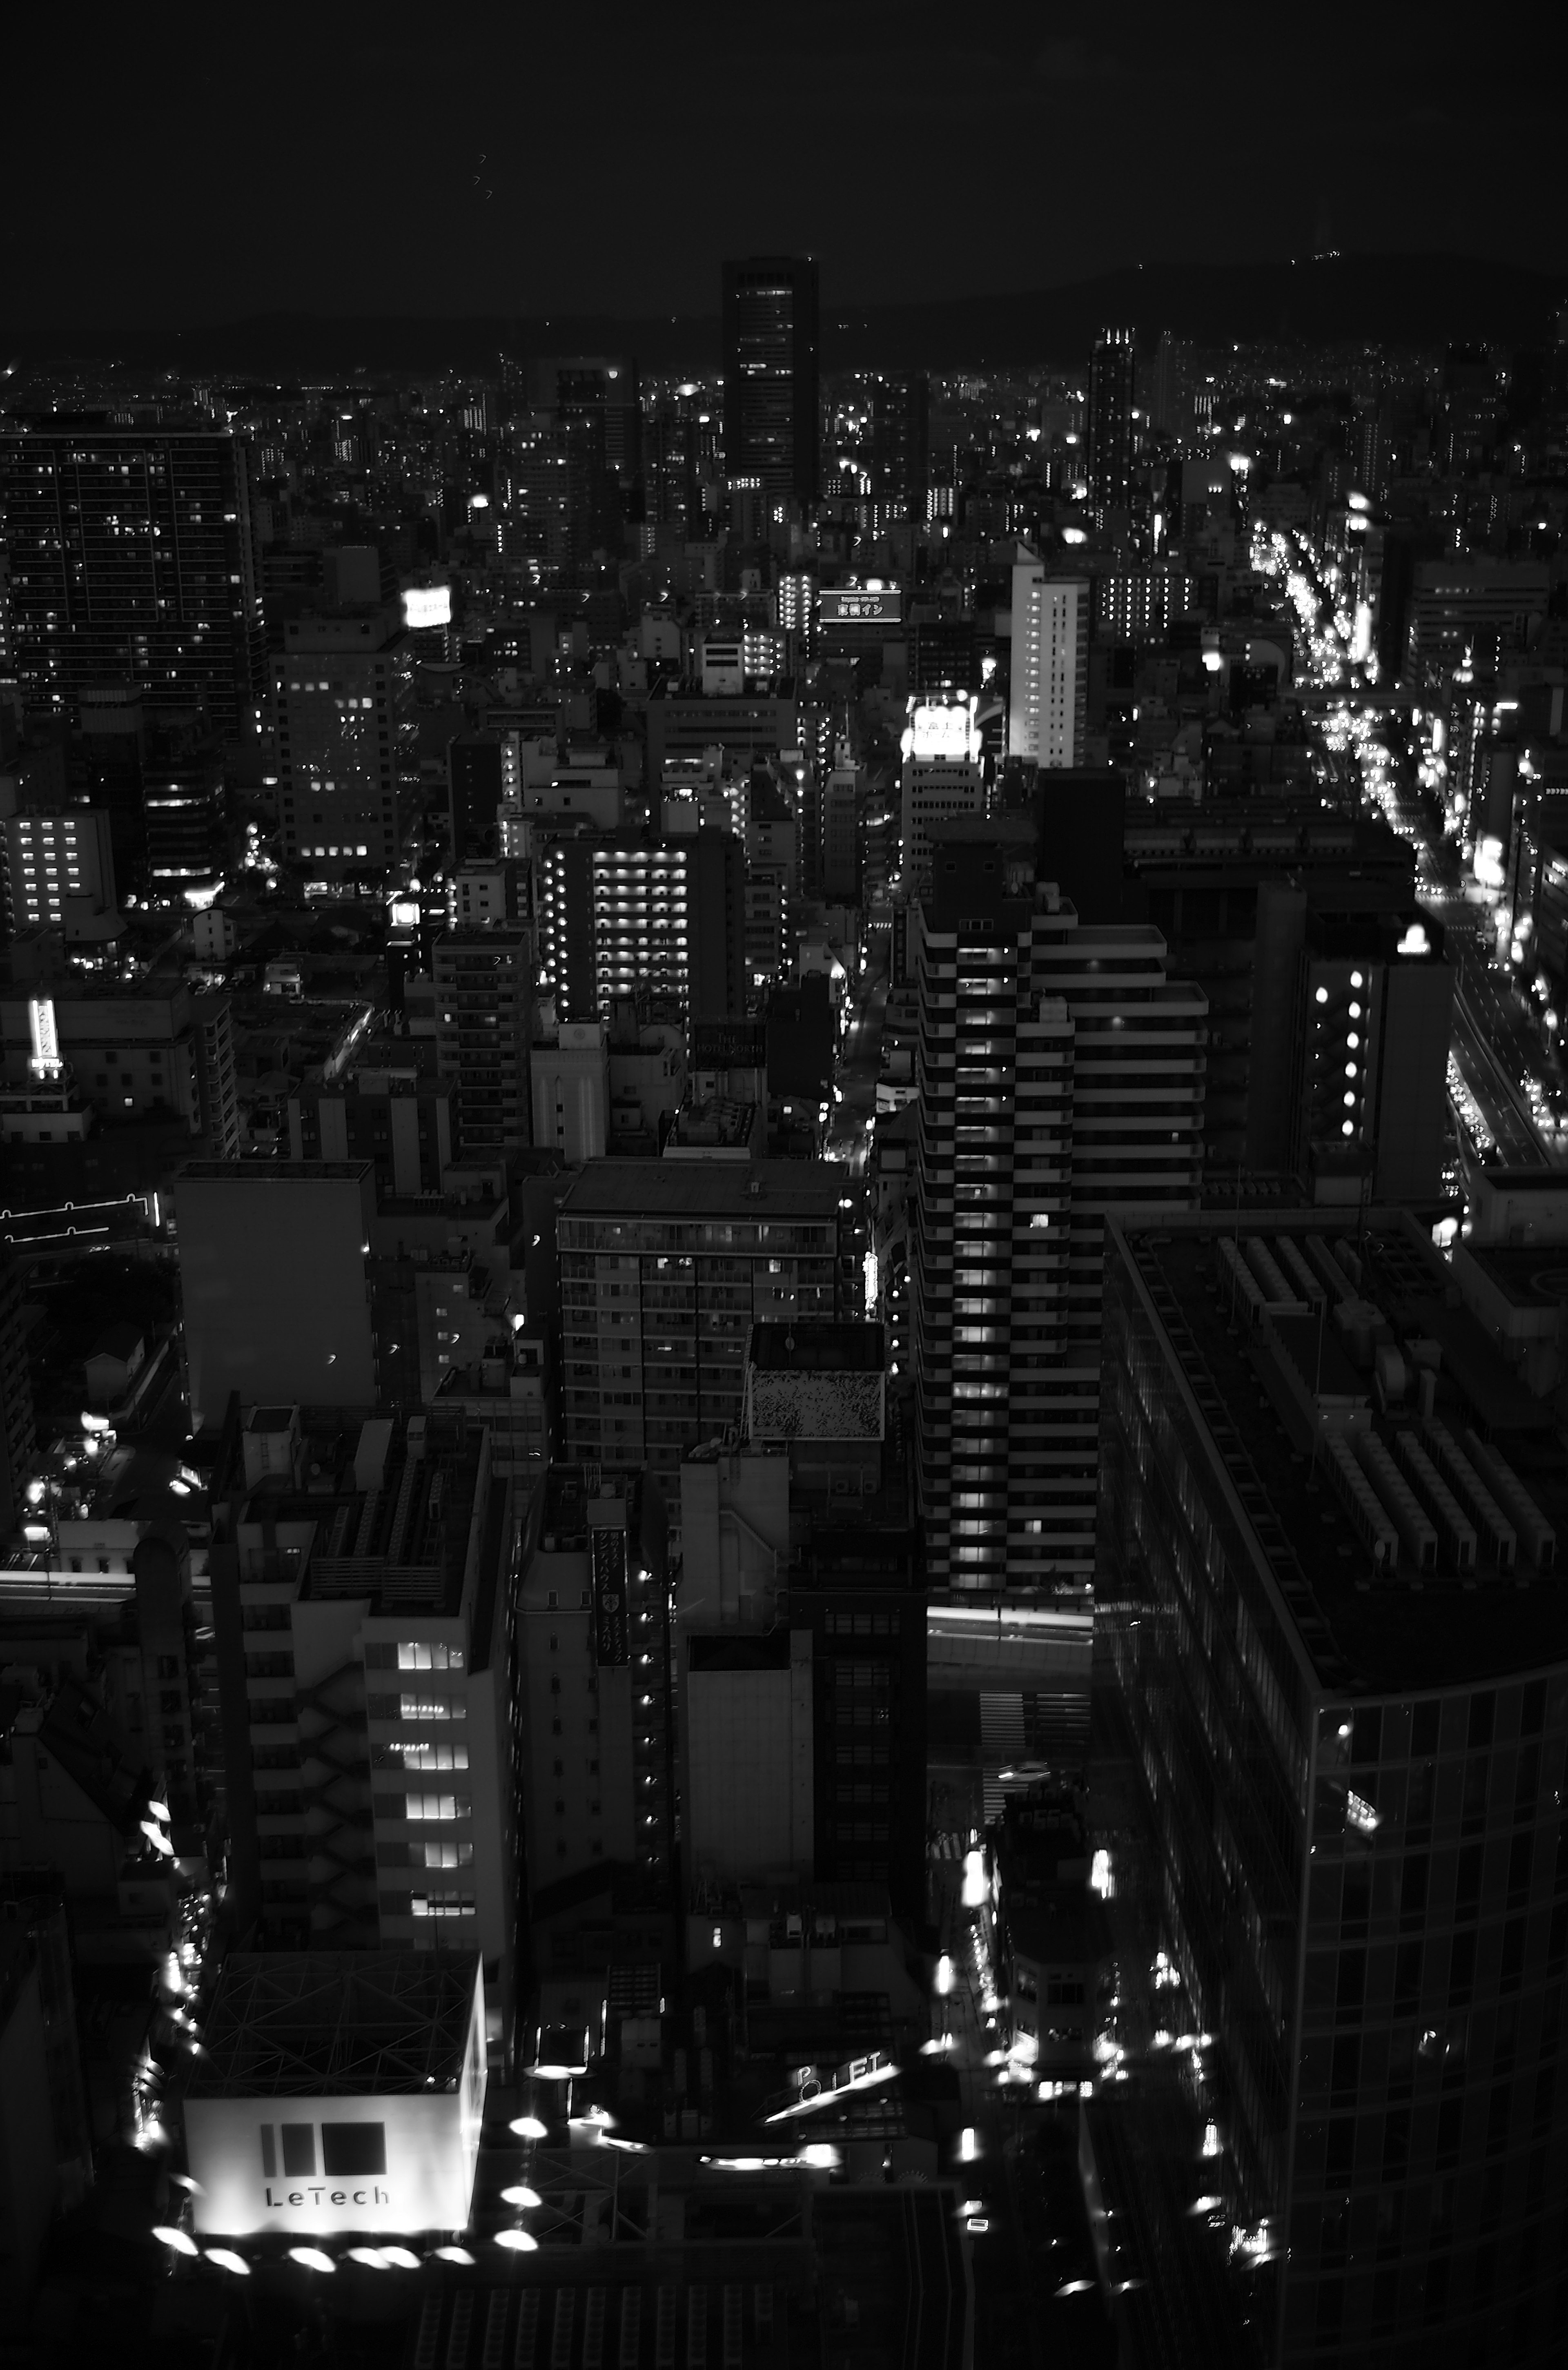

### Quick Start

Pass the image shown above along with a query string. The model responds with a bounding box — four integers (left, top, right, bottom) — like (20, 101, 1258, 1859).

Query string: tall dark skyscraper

(721, 255, 820, 511)
(0, 425, 266, 741)
(1086, 325, 1137, 510)
(870, 371, 930, 504)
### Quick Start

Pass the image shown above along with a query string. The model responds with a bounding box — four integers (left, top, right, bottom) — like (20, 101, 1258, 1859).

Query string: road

(825, 931, 891, 1173)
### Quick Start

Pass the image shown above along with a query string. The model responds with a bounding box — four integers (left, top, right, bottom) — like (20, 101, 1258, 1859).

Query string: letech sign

(185, 2092, 478, 2235)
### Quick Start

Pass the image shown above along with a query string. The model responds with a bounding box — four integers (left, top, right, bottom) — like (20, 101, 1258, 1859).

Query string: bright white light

(1090, 1849, 1112, 1898)
(494, 2229, 539, 2253)
(935, 1953, 956, 1997)
(346, 2247, 388, 2269)
(509, 2115, 549, 2140)
(961, 1850, 988, 1909)
(797, 2144, 841, 2169)
(1396, 921, 1430, 956)
(403, 585, 452, 631)
(501, 2185, 542, 2208)
(205, 2247, 250, 2275)
(287, 2247, 336, 2273)
(154, 2225, 198, 2256)
(381, 2246, 421, 2270)
(958, 2127, 980, 2163)
(432, 2245, 476, 2264)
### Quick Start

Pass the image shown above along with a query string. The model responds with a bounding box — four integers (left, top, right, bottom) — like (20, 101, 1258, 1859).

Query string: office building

(288, 1054, 456, 1199)
(141, 712, 227, 898)
(556, 1162, 846, 1497)
(0, 801, 117, 940)
(1008, 564, 1089, 770)
(1124, 804, 1450, 1192)
(446, 729, 509, 863)
(274, 610, 412, 875)
(432, 924, 534, 1159)
(645, 682, 799, 780)
(513, 1464, 673, 1907)
(912, 824, 1205, 1595)
(0, 426, 265, 740)
(535, 833, 745, 1025)
(0, 979, 238, 1156)
(721, 256, 820, 511)
(1097, 1210, 1568, 2364)
(174, 1161, 379, 1429)
(1403, 561, 1550, 689)
(208, 1408, 521, 2033)
(1087, 327, 1137, 510)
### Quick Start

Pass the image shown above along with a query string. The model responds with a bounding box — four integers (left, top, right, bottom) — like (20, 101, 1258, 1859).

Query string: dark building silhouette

(722, 256, 820, 511)
(1086, 326, 1137, 511)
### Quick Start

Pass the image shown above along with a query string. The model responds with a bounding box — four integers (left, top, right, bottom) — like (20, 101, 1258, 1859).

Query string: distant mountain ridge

(4, 253, 1564, 378)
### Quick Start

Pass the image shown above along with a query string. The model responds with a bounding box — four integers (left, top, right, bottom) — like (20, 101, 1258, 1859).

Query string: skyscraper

(432, 923, 534, 1160)
(869, 372, 929, 505)
(912, 824, 1205, 1595)
(0, 425, 265, 740)
(1086, 326, 1137, 510)
(722, 256, 820, 511)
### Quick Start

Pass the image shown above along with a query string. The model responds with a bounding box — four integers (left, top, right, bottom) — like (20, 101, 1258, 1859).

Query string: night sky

(4, 2, 1564, 332)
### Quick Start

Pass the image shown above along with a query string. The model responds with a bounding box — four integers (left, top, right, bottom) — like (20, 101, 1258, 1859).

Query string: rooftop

(1122, 1214, 1568, 1695)
(559, 1160, 840, 1220)
(186, 1953, 479, 2096)
(750, 1322, 886, 1373)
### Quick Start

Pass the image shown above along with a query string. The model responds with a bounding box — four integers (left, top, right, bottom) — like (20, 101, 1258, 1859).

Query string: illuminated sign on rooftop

(903, 696, 982, 764)
(820, 587, 902, 628)
(402, 584, 452, 632)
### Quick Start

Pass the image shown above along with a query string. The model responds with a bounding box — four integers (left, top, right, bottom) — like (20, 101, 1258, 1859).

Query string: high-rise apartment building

(1097, 1209, 1568, 2366)
(1008, 564, 1089, 770)
(141, 712, 227, 898)
(535, 833, 745, 1024)
(556, 1163, 846, 1498)
(0, 978, 238, 1155)
(432, 925, 534, 1161)
(209, 1408, 523, 2042)
(274, 610, 412, 875)
(1086, 326, 1137, 510)
(0, 426, 265, 740)
(721, 256, 820, 511)
(912, 826, 1205, 1595)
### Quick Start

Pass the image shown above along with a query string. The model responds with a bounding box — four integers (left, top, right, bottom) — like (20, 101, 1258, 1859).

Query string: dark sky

(4, 2, 1564, 329)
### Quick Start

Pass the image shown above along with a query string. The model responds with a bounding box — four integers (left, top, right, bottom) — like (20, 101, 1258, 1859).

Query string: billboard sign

(402, 584, 452, 631)
(592, 1524, 630, 1666)
(185, 1971, 485, 2236)
(905, 696, 981, 762)
(820, 586, 902, 628)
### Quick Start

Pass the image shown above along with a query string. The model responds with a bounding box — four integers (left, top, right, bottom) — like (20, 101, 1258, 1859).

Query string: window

(405, 1792, 470, 1821)
(421, 1840, 472, 1869)
(396, 1640, 464, 1671)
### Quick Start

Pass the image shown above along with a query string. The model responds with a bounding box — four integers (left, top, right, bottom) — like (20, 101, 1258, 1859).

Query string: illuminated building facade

(275, 611, 411, 876)
(0, 426, 266, 740)
(1098, 1211, 1568, 2366)
(899, 696, 987, 891)
(913, 827, 1205, 1595)
(0, 804, 116, 936)
(1008, 566, 1089, 769)
(535, 832, 744, 1024)
(721, 256, 820, 510)
(209, 1409, 522, 2033)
